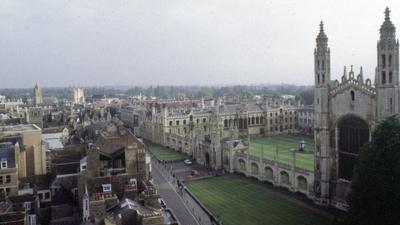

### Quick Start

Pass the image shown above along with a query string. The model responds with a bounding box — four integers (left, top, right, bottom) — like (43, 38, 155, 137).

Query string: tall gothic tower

(314, 21, 331, 205)
(33, 83, 43, 106)
(376, 7, 399, 120)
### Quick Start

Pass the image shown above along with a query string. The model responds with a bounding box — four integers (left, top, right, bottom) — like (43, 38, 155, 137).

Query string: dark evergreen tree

(344, 115, 400, 225)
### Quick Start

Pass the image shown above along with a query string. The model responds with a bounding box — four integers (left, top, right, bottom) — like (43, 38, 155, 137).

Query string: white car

(184, 159, 193, 165)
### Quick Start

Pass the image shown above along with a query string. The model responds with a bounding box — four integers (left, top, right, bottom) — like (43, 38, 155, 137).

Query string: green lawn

(250, 135, 315, 171)
(185, 175, 331, 225)
(144, 140, 187, 161)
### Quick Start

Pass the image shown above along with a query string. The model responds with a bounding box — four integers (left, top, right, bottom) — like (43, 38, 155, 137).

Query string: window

(25, 202, 31, 211)
(203, 118, 206, 123)
(317, 75, 320, 84)
(382, 54, 386, 68)
(1, 159, 7, 169)
(6, 175, 10, 183)
(382, 72, 386, 84)
(102, 184, 112, 192)
(389, 72, 393, 83)
(169, 121, 172, 126)
(390, 97, 393, 113)
(176, 120, 179, 125)
(45, 192, 50, 199)
(0, 176, 3, 184)
(183, 120, 186, 125)
(317, 60, 320, 69)
(351, 91, 355, 101)
(129, 178, 137, 186)
(389, 54, 392, 67)
(322, 73, 325, 83)
(322, 60, 325, 70)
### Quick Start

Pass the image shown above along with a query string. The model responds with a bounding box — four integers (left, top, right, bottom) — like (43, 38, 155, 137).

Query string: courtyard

(185, 175, 332, 225)
(249, 134, 315, 171)
(144, 140, 187, 161)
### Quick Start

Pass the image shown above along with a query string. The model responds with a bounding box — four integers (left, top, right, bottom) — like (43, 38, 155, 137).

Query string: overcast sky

(0, 0, 399, 88)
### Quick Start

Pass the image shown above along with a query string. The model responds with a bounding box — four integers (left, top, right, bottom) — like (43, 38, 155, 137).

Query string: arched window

(382, 72, 386, 84)
(317, 74, 320, 84)
(382, 54, 386, 68)
(322, 73, 325, 83)
(350, 90, 355, 101)
(317, 60, 320, 69)
(389, 54, 392, 67)
(224, 119, 228, 128)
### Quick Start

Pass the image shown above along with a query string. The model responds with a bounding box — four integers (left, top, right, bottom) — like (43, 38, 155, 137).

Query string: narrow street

(151, 160, 199, 225)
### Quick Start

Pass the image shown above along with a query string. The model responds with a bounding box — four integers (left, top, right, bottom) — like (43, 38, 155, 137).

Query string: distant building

(297, 105, 314, 134)
(71, 87, 85, 105)
(0, 124, 47, 180)
(33, 83, 43, 106)
(0, 142, 19, 197)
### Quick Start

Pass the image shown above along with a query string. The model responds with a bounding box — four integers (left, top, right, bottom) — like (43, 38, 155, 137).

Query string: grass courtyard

(185, 175, 332, 225)
(249, 135, 315, 171)
(143, 140, 187, 161)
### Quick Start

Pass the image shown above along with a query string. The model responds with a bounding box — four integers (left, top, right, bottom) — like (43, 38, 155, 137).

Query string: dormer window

(1, 159, 7, 169)
(129, 178, 137, 186)
(102, 184, 112, 192)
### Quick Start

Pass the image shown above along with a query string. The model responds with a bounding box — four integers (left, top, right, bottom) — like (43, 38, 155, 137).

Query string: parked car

(191, 169, 199, 176)
(184, 159, 193, 165)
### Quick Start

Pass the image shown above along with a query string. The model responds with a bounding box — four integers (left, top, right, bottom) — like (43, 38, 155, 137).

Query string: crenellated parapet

(329, 65, 376, 97)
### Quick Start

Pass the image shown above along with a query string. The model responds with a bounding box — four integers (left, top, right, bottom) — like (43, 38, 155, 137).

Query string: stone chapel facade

(314, 7, 399, 208)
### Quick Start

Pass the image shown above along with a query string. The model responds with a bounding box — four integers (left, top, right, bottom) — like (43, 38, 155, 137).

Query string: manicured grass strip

(185, 175, 331, 225)
(250, 135, 315, 171)
(144, 139, 187, 161)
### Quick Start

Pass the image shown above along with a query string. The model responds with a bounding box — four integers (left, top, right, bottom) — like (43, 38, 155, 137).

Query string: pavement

(162, 161, 213, 181)
(151, 159, 200, 225)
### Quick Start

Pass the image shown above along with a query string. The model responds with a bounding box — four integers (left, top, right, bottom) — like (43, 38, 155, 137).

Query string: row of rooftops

(0, 124, 41, 133)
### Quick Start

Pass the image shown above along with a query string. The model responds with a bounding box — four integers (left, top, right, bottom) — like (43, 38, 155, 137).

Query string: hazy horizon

(1, 0, 399, 88)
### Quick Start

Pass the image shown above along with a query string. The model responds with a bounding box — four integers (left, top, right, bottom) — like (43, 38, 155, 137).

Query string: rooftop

(0, 124, 41, 133)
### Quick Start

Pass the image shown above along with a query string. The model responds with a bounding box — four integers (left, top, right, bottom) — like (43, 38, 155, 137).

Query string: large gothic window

(338, 115, 369, 180)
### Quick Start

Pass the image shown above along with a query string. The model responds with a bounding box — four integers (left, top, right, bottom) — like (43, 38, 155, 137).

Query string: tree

(343, 115, 400, 225)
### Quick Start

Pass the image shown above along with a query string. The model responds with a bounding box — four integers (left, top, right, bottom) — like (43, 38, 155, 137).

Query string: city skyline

(1, 0, 399, 88)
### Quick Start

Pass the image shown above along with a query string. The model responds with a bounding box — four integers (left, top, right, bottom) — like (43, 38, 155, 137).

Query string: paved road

(151, 160, 199, 225)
